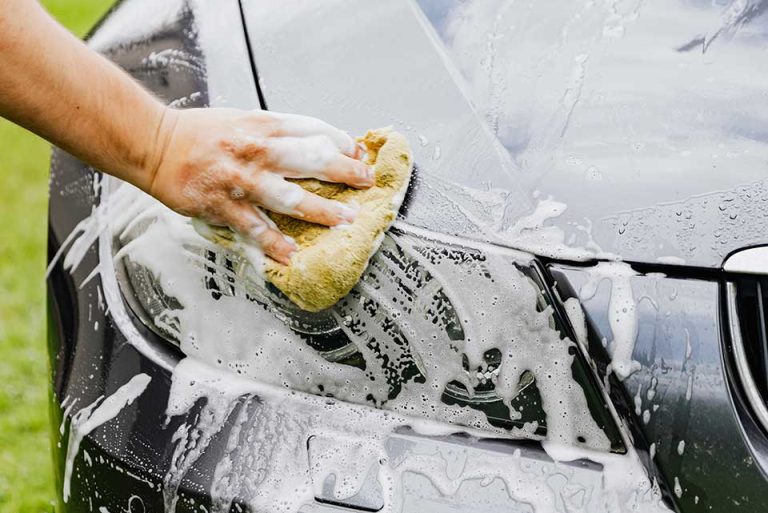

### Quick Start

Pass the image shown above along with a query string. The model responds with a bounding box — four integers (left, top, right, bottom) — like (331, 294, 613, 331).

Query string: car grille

(731, 276, 768, 404)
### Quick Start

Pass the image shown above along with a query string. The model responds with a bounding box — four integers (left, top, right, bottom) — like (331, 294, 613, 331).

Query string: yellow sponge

(196, 128, 413, 312)
(263, 128, 413, 311)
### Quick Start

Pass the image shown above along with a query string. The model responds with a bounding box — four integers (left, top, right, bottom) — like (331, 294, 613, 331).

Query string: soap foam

(579, 262, 640, 380)
(63, 374, 151, 502)
(163, 357, 670, 513)
(54, 179, 670, 512)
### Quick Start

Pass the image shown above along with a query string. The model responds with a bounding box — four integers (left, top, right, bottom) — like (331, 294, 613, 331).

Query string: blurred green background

(0, 2, 110, 512)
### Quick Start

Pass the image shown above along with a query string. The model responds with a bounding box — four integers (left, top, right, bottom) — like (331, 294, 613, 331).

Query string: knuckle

(225, 173, 250, 200)
(243, 214, 266, 237)
(218, 138, 237, 154)
(242, 140, 270, 163)
(259, 230, 284, 251)
(350, 159, 367, 175)
(229, 185, 247, 201)
(251, 112, 281, 136)
(224, 136, 269, 163)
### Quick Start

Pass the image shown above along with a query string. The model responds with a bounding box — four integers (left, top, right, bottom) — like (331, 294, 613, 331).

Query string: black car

(48, 1, 768, 512)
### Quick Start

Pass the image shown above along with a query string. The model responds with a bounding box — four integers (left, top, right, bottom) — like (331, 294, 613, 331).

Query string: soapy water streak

(112, 185, 608, 442)
(56, 182, 662, 511)
(579, 262, 641, 380)
(63, 374, 152, 503)
(164, 358, 669, 513)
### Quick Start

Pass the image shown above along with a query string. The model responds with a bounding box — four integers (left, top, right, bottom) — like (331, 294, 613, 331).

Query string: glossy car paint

(47, 0, 768, 512)
(550, 265, 768, 511)
(243, 0, 768, 268)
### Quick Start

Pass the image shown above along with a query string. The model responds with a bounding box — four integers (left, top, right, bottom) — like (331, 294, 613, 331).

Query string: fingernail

(360, 165, 375, 185)
(279, 247, 297, 265)
(337, 203, 358, 224)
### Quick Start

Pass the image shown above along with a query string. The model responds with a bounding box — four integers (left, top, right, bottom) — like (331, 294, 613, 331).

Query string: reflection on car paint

(415, 0, 768, 266)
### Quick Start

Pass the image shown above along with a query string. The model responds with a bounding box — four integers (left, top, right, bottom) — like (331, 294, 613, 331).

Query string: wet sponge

(264, 128, 412, 311)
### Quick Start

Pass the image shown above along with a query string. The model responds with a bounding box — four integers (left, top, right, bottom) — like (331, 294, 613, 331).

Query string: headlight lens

(113, 185, 622, 452)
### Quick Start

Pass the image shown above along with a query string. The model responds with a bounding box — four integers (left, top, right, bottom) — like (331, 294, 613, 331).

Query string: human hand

(145, 108, 374, 264)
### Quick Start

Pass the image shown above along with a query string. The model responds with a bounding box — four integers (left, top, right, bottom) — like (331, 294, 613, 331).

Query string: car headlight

(111, 181, 623, 452)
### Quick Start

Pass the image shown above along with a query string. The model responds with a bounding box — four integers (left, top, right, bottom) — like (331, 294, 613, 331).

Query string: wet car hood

(241, 0, 768, 268)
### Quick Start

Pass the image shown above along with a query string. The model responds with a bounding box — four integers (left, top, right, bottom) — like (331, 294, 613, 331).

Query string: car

(47, 0, 768, 512)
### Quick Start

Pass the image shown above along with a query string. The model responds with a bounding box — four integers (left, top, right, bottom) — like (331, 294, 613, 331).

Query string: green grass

(0, 2, 110, 512)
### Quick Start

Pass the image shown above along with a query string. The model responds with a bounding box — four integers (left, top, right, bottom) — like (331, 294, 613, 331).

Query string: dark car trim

(725, 282, 768, 436)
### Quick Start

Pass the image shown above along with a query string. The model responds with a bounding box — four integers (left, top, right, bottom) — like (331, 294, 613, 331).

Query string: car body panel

(551, 264, 768, 510)
(47, 0, 768, 512)
(242, 0, 768, 268)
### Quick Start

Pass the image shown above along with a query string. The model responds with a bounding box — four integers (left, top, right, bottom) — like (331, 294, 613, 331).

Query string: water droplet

(585, 166, 603, 181)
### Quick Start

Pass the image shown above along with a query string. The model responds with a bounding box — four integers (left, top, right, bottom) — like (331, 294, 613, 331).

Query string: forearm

(0, 0, 170, 190)
(0, 0, 374, 264)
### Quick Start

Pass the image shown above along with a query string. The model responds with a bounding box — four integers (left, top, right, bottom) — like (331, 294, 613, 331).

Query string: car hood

(241, 0, 768, 268)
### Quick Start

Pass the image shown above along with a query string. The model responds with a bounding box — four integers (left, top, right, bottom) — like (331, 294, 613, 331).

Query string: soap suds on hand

(200, 127, 413, 312)
(264, 128, 413, 311)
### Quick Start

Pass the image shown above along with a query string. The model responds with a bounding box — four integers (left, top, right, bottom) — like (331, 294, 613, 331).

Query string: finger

(293, 193, 359, 226)
(250, 172, 359, 226)
(266, 136, 374, 188)
(322, 154, 374, 188)
(219, 201, 297, 265)
(267, 111, 359, 158)
(250, 171, 306, 215)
